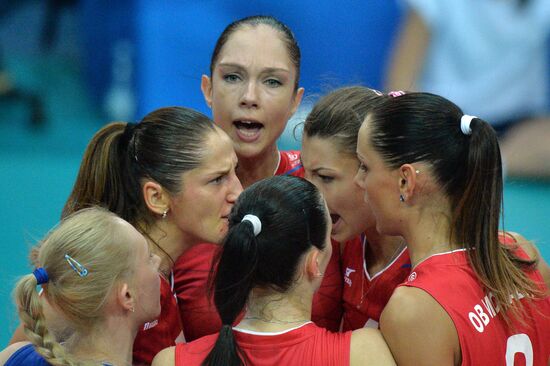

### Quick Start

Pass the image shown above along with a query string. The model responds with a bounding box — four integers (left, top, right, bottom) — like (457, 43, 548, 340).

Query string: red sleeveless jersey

(173, 151, 341, 341)
(400, 247, 550, 365)
(133, 274, 183, 365)
(275, 150, 304, 177)
(175, 322, 351, 366)
(341, 235, 410, 330)
(311, 239, 343, 331)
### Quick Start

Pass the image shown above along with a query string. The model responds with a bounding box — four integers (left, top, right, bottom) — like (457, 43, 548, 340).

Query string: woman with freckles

(174, 15, 343, 341)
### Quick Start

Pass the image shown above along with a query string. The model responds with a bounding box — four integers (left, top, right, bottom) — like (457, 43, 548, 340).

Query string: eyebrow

(206, 168, 230, 177)
(312, 167, 336, 174)
(218, 62, 290, 74)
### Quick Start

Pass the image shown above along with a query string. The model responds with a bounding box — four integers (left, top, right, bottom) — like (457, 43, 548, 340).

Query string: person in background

(0, 207, 161, 366)
(386, 0, 550, 177)
(355, 92, 550, 365)
(153, 176, 396, 366)
(174, 15, 342, 341)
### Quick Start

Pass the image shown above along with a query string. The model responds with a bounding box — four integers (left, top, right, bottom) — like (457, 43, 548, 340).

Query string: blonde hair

(14, 207, 137, 365)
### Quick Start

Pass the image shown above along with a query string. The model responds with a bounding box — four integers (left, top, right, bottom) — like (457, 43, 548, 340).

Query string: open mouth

(234, 120, 263, 141)
(330, 214, 340, 225)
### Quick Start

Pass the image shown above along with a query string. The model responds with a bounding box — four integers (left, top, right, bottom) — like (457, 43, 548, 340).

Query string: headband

(241, 214, 262, 236)
(460, 115, 477, 135)
(33, 268, 49, 285)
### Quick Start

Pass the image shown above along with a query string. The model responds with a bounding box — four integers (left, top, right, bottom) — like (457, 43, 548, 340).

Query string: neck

(363, 228, 405, 276)
(236, 145, 280, 188)
(144, 221, 194, 277)
(66, 320, 135, 366)
(402, 208, 459, 267)
(238, 287, 312, 332)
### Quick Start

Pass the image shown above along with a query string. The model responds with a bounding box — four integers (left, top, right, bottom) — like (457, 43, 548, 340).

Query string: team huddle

(1, 15, 549, 366)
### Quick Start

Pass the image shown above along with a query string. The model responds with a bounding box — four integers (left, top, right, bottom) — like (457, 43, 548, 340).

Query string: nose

(354, 169, 366, 189)
(227, 174, 243, 203)
(240, 80, 259, 108)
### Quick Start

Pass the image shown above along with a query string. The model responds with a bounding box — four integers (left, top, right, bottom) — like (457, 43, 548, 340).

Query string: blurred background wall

(1, 0, 549, 346)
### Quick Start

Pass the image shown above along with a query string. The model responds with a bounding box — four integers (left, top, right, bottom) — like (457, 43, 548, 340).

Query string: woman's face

(302, 136, 375, 243)
(122, 218, 161, 322)
(169, 128, 242, 245)
(201, 25, 304, 159)
(355, 122, 401, 236)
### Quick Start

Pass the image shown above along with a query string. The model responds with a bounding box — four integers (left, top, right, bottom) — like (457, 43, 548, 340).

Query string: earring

(129, 306, 135, 313)
(315, 271, 324, 278)
(162, 209, 168, 219)
(415, 169, 420, 174)
(399, 194, 405, 202)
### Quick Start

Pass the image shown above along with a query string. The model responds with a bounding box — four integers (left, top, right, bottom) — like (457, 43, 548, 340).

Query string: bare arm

(151, 346, 175, 366)
(380, 286, 460, 366)
(350, 327, 395, 366)
(384, 9, 430, 92)
(506, 231, 550, 289)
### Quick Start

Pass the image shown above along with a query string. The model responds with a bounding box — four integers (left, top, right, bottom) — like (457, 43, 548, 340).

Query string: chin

(331, 231, 348, 244)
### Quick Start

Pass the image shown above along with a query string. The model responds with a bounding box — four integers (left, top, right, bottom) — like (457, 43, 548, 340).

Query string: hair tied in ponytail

(241, 214, 262, 236)
(460, 115, 476, 135)
(32, 268, 49, 285)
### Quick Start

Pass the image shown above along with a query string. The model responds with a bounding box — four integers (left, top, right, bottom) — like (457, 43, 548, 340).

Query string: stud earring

(162, 209, 168, 219)
(399, 194, 405, 202)
(129, 306, 135, 313)
(415, 169, 420, 174)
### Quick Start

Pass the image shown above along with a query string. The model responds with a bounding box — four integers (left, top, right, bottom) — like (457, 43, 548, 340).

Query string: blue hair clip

(64, 254, 88, 277)
(32, 267, 49, 285)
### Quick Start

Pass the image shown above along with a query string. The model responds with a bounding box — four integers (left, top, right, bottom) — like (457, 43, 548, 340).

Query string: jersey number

(505, 334, 533, 366)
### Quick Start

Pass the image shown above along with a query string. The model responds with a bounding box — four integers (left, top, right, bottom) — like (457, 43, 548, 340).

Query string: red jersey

(275, 150, 304, 177)
(175, 322, 352, 366)
(133, 274, 183, 365)
(341, 235, 410, 330)
(174, 240, 343, 341)
(173, 242, 220, 342)
(311, 239, 343, 331)
(400, 248, 550, 366)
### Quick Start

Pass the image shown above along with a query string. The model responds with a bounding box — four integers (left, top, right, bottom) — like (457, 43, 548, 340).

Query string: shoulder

(0, 342, 32, 366)
(151, 346, 175, 366)
(380, 286, 459, 365)
(350, 328, 395, 366)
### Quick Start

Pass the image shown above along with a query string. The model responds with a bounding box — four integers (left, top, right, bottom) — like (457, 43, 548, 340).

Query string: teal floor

(1, 54, 549, 347)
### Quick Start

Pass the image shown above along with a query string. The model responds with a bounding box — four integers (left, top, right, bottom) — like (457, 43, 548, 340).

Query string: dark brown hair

(203, 176, 328, 366)
(366, 92, 543, 321)
(303, 86, 387, 156)
(209, 15, 301, 91)
(63, 107, 216, 234)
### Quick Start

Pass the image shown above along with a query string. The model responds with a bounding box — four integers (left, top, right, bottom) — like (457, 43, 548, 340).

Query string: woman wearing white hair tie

(355, 92, 550, 365)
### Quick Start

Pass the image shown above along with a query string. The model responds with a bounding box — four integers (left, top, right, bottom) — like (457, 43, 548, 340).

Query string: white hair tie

(241, 214, 262, 236)
(460, 115, 477, 135)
